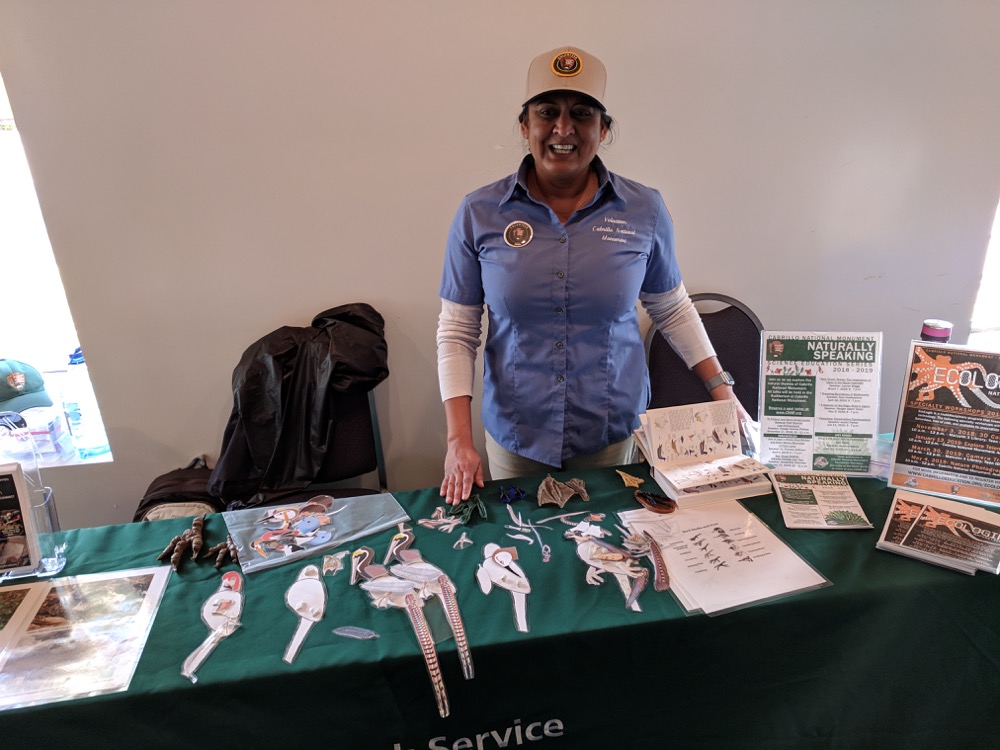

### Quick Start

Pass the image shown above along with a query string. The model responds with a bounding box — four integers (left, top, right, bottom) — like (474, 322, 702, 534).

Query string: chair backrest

(314, 387, 388, 494)
(645, 293, 764, 419)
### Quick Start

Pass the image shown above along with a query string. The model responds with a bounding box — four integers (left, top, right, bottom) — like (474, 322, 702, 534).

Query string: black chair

(644, 292, 764, 419)
(312, 387, 388, 495)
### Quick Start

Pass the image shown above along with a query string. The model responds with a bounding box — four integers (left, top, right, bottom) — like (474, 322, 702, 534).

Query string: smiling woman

(435, 46, 749, 503)
(0, 72, 111, 467)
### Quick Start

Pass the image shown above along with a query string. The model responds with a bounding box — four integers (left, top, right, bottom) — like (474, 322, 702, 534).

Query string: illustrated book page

(643, 402, 769, 491)
(653, 467, 773, 504)
(655, 453, 771, 492)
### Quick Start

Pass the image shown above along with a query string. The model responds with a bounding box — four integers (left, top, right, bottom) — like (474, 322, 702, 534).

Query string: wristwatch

(703, 371, 735, 392)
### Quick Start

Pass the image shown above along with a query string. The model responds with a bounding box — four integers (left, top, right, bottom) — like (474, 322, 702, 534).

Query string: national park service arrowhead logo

(7, 372, 26, 392)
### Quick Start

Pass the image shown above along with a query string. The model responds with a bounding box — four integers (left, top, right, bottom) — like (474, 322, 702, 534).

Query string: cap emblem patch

(7, 372, 25, 392)
(551, 52, 582, 77)
(504, 221, 533, 248)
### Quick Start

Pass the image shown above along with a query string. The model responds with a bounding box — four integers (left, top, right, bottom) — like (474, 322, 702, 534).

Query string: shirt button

(555, 342, 564, 349)
(559, 237, 567, 244)
(556, 375, 565, 383)
(557, 271, 564, 278)
(555, 307, 563, 313)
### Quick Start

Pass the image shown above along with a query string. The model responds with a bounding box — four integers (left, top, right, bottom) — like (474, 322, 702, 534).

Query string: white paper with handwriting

(619, 503, 829, 615)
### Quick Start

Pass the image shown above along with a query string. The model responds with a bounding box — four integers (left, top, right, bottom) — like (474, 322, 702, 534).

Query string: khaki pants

(485, 432, 636, 481)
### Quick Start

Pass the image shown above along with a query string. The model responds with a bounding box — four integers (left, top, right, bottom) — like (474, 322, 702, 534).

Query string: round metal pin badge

(552, 51, 582, 77)
(503, 220, 533, 248)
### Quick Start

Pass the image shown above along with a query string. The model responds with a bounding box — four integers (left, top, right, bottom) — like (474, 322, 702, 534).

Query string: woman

(437, 46, 748, 504)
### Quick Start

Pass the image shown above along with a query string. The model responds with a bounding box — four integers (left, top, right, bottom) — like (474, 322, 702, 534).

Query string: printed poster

(0, 566, 170, 710)
(889, 343, 1000, 507)
(759, 332, 882, 474)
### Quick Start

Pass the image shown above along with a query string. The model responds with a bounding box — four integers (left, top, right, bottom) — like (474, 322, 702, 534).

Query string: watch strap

(703, 371, 735, 392)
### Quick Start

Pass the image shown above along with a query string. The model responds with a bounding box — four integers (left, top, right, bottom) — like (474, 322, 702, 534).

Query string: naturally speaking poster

(759, 332, 882, 474)
(889, 342, 1000, 507)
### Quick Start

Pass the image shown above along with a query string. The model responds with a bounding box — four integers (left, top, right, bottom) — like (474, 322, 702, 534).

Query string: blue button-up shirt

(440, 156, 682, 467)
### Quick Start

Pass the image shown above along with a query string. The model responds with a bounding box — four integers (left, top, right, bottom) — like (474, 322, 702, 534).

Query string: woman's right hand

(440, 396, 484, 505)
(441, 436, 484, 505)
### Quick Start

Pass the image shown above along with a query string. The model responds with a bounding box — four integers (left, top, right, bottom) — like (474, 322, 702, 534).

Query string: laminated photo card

(0, 463, 41, 578)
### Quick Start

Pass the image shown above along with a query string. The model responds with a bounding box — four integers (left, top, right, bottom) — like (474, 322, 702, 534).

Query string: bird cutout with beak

(249, 496, 338, 559)
(476, 543, 531, 632)
(181, 571, 244, 683)
(564, 522, 649, 611)
(350, 538, 459, 719)
(283, 564, 326, 663)
(322, 550, 350, 576)
(616, 526, 670, 592)
(383, 527, 474, 681)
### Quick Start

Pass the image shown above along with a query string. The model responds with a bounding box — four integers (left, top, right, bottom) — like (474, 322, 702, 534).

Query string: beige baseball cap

(524, 46, 607, 110)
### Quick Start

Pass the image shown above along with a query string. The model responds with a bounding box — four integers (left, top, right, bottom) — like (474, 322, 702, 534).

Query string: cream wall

(0, 1, 997, 529)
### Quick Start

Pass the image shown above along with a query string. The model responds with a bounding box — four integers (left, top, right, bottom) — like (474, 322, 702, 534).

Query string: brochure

(889, 342, 1000, 507)
(770, 471, 872, 529)
(0, 566, 171, 710)
(0, 463, 41, 577)
(635, 402, 771, 506)
(759, 332, 882, 475)
(618, 503, 830, 616)
(877, 489, 1000, 574)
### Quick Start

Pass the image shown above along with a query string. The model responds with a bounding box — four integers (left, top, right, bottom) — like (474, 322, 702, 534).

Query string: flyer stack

(878, 489, 1000, 575)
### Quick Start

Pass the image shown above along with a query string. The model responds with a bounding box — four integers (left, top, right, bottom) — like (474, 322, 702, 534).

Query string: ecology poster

(889, 342, 1000, 507)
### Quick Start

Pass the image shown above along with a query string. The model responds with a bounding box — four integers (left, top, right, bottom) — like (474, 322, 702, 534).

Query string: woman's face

(520, 93, 608, 185)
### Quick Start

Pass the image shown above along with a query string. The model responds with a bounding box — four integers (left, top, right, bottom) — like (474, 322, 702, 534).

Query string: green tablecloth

(2, 465, 998, 749)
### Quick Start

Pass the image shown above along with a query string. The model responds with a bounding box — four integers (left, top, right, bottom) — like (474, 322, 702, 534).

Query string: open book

(634, 402, 772, 506)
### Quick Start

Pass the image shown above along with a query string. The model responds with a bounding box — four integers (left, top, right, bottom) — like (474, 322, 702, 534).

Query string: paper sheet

(619, 504, 829, 615)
